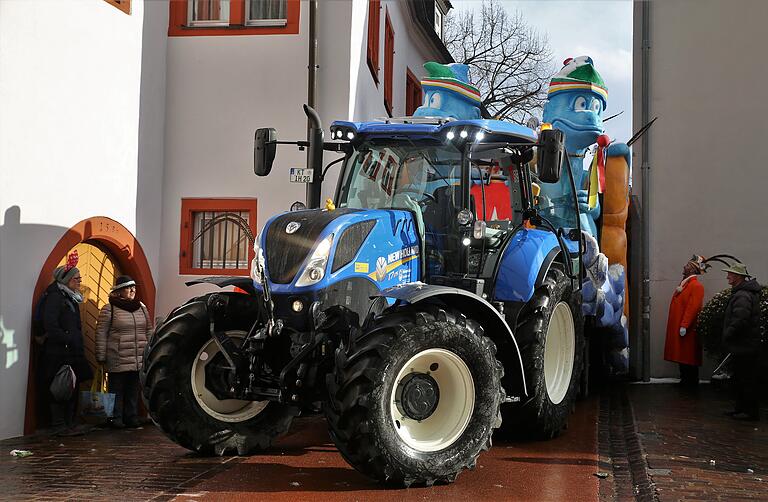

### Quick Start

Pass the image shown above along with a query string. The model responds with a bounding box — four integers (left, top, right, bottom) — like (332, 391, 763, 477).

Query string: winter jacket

(722, 278, 762, 356)
(664, 275, 704, 366)
(95, 302, 152, 373)
(40, 282, 93, 383)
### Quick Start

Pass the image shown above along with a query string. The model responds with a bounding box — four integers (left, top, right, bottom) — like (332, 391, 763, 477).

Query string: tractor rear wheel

(325, 305, 504, 486)
(503, 266, 584, 439)
(140, 297, 297, 455)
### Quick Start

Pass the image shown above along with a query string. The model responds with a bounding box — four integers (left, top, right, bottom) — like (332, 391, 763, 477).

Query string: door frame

(24, 216, 155, 434)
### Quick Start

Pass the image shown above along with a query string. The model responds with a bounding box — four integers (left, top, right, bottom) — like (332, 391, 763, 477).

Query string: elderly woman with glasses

(40, 252, 94, 435)
(95, 275, 153, 428)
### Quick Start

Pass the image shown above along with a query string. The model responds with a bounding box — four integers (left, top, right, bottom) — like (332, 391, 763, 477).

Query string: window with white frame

(246, 0, 288, 27)
(434, 4, 443, 40)
(189, 0, 230, 27)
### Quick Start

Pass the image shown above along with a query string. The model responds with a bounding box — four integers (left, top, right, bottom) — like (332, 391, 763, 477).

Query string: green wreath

(696, 286, 768, 356)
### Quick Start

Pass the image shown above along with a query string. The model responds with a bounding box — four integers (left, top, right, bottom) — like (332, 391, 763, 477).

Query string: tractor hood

(256, 208, 421, 293)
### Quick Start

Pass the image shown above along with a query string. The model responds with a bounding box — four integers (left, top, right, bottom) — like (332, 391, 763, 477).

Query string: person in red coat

(664, 257, 706, 386)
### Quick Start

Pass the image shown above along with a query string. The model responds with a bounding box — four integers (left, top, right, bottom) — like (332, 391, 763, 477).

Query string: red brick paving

(628, 383, 768, 501)
(170, 397, 599, 501)
(0, 399, 599, 502)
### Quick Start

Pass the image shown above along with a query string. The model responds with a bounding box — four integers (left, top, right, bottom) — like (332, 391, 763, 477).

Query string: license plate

(290, 168, 314, 184)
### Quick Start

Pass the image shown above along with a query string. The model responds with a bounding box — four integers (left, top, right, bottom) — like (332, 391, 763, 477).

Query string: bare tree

(444, 0, 553, 123)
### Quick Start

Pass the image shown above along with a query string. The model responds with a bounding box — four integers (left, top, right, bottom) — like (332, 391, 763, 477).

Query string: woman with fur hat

(95, 275, 153, 428)
(663, 256, 706, 386)
(40, 251, 93, 434)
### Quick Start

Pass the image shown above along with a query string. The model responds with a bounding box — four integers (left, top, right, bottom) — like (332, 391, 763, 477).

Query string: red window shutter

(366, 0, 381, 83)
(384, 11, 394, 115)
(405, 68, 422, 116)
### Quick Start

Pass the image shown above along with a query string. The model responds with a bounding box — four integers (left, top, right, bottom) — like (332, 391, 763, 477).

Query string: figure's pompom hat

(421, 62, 482, 106)
(548, 56, 608, 105)
(53, 250, 80, 285)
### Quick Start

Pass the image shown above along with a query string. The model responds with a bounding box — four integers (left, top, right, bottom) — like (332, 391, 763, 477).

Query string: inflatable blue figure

(541, 56, 631, 374)
(413, 62, 482, 120)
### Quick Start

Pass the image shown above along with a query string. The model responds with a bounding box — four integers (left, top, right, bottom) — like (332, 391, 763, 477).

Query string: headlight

(295, 234, 334, 287)
(250, 234, 265, 284)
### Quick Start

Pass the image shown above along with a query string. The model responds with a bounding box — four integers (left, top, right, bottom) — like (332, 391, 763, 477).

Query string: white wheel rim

(191, 331, 268, 422)
(389, 348, 475, 452)
(543, 302, 576, 405)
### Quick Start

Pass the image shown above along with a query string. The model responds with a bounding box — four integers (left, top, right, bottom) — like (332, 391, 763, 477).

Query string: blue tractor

(141, 106, 585, 486)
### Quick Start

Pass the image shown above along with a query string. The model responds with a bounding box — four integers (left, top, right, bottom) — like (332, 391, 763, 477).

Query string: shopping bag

(79, 366, 115, 418)
(49, 365, 76, 402)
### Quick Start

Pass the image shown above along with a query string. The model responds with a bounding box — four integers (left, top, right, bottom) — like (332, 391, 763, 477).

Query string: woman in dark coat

(39, 252, 93, 433)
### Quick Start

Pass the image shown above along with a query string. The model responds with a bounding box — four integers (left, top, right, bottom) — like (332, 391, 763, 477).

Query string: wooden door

(56, 242, 121, 370)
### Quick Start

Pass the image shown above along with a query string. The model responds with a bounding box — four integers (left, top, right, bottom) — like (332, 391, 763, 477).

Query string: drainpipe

(641, 0, 652, 381)
(305, 0, 322, 208)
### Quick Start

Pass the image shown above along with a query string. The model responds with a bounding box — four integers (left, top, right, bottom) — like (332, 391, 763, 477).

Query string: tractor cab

(331, 118, 580, 297)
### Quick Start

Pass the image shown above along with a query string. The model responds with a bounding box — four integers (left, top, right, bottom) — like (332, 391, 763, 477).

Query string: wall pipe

(640, 0, 652, 381)
(306, 0, 321, 208)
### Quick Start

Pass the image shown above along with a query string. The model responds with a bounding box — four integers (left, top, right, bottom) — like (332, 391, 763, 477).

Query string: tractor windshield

(337, 141, 463, 212)
(337, 140, 467, 276)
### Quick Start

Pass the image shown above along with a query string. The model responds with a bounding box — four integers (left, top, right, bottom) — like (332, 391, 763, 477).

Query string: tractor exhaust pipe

(303, 104, 324, 209)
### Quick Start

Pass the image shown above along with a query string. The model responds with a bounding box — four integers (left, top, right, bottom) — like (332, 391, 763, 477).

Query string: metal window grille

(246, 0, 287, 26)
(191, 211, 252, 270)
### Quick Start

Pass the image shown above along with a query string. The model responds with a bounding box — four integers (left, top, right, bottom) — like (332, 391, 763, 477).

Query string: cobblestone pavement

(627, 383, 768, 501)
(0, 398, 600, 502)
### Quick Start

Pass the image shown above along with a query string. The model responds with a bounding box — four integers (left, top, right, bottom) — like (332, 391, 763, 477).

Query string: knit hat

(722, 263, 751, 277)
(53, 250, 80, 285)
(420, 62, 482, 106)
(548, 56, 608, 105)
(111, 275, 136, 292)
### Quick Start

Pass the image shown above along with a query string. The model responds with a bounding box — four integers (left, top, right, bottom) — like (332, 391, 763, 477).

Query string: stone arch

(24, 217, 155, 433)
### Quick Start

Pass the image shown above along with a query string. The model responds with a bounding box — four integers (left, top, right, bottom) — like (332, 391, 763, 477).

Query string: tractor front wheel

(140, 297, 297, 455)
(325, 306, 504, 486)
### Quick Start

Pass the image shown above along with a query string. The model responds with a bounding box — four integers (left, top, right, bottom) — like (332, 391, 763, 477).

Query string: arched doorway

(24, 217, 155, 433)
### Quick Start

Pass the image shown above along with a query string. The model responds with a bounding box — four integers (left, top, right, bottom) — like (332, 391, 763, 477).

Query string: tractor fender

(185, 276, 257, 296)
(374, 283, 528, 399)
(493, 228, 563, 303)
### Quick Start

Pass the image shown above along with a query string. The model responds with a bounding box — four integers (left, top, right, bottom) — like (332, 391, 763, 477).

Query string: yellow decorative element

(368, 255, 418, 281)
(354, 262, 369, 273)
(531, 182, 541, 197)
(325, 198, 336, 211)
(588, 154, 600, 209)
(540, 122, 553, 131)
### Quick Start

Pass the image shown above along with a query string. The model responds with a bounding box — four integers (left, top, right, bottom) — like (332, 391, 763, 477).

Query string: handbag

(79, 366, 115, 418)
(49, 365, 76, 402)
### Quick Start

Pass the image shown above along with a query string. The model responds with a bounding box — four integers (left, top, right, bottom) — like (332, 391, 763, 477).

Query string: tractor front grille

(265, 209, 357, 284)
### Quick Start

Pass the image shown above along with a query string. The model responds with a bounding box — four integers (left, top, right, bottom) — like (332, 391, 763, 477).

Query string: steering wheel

(398, 188, 437, 206)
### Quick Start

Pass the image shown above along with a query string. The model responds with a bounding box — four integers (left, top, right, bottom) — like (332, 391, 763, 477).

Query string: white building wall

(158, 14, 311, 315)
(0, 0, 154, 439)
(635, 0, 768, 378)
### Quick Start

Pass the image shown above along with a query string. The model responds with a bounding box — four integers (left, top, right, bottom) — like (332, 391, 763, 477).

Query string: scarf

(110, 295, 141, 313)
(676, 275, 697, 294)
(57, 283, 83, 304)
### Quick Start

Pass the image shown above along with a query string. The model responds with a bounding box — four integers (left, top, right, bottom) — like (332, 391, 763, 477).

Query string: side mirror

(537, 128, 565, 183)
(254, 128, 277, 176)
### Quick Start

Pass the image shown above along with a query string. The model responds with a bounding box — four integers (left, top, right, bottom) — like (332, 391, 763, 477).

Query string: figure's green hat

(722, 262, 751, 277)
(548, 56, 608, 104)
(421, 62, 482, 105)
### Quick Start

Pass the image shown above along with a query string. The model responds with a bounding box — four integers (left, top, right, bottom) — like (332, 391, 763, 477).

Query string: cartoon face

(543, 91, 606, 151)
(413, 90, 481, 120)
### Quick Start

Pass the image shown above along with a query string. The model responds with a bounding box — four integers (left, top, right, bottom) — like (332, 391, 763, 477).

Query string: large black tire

(503, 266, 584, 439)
(140, 297, 297, 455)
(325, 305, 504, 486)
